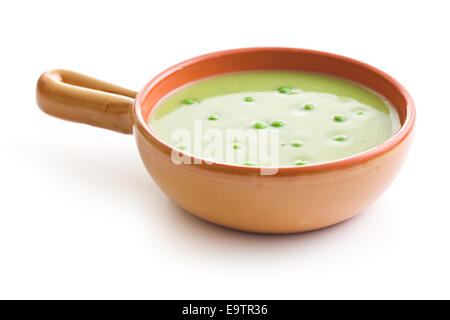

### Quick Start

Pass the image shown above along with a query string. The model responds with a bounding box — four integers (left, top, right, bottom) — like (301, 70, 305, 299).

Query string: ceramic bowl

(36, 47, 415, 233)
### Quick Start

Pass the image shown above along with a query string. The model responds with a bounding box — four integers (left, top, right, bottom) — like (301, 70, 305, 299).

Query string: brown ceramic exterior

(36, 48, 415, 234)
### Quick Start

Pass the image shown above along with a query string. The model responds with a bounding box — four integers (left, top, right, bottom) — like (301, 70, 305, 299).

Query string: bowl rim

(133, 47, 415, 173)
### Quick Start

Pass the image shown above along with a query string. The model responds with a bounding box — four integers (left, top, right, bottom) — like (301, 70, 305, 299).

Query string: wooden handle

(36, 70, 137, 134)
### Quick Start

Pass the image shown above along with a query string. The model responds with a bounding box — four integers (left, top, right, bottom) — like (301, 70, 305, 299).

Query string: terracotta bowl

(36, 47, 415, 234)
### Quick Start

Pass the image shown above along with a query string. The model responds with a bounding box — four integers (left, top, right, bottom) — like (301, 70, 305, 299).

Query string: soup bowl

(36, 47, 415, 234)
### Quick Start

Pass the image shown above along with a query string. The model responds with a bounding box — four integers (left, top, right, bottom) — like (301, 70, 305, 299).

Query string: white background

(1, 0, 449, 299)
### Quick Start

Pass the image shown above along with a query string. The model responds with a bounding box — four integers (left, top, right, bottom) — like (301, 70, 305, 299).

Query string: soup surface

(149, 71, 400, 167)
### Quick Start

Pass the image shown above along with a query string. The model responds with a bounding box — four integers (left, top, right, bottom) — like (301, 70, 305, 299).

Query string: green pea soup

(148, 71, 400, 167)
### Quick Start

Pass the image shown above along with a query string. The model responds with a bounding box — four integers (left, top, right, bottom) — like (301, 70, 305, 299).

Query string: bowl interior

(133, 48, 414, 172)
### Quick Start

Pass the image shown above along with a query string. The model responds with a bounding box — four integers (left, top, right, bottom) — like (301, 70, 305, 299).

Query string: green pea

(207, 114, 219, 120)
(176, 144, 186, 150)
(303, 104, 314, 110)
(244, 96, 254, 102)
(294, 160, 308, 166)
(333, 135, 347, 141)
(278, 86, 292, 94)
(233, 143, 243, 150)
(182, 98, 198, 105)
(355, 111, 364, 115)
(291, 140, 303, 147)
(253, 121, 268, 129)
(333, 115, 347, 122)
(270, 120, 285, 128)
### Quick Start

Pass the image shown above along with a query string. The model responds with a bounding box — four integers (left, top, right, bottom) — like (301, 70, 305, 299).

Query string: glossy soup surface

(149, 71, 400, 167)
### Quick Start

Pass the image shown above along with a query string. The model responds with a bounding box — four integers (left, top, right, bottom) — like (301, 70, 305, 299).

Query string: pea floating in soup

(149, 71, 400, 167)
